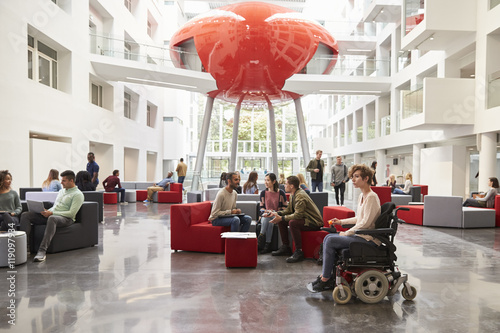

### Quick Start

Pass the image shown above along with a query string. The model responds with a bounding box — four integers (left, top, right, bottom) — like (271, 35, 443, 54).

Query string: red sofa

(370, 186, 392, 205)
(170, 201, 230, 253)
(158, 183, 183, 203)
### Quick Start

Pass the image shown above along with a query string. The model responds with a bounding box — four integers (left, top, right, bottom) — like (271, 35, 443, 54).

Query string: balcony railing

(402, 87, 423, 119)
(205, 140, 299, 154)
(357, 126, 363, 142)
(367, 121, 375, 140)
(90, 34, 390, 77)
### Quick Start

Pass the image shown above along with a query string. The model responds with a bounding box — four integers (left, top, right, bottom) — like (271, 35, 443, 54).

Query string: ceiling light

(429, 36, 434, 41)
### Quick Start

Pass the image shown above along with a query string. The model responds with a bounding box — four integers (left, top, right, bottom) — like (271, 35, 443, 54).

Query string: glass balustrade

(402, 87, 423, 119)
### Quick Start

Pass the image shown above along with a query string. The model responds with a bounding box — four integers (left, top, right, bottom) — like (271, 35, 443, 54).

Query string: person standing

(21, 170, 84, 262)
(370, 161, 378, 186)
(306, 150, 325, 192)
(330, 156, 349, 206)
(209, 172, 251, 232)
(175, 158, 187, 189)
(103, 170, 127, 204)
(86, 152, 100, 188)
(269, 175, 323, 263)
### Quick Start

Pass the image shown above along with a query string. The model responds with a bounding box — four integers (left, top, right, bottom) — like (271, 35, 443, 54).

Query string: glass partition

(405, 0, 425, 35)
(402, 86, 423, 119)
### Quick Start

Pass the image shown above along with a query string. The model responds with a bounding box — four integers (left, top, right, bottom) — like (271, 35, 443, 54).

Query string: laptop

(26, 200, 46, 213)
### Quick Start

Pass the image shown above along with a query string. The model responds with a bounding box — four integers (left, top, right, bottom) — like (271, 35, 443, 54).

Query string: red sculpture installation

(170, 1, 338, 105)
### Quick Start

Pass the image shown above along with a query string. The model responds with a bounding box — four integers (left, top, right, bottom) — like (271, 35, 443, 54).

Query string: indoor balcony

(363, 0, 401, 23)
(401, 0, 476, 51)
(400, 77, 475, 131)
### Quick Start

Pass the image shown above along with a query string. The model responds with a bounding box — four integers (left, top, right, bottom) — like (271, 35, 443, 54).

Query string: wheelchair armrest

(341, 224, 355, 229)
(355, 228, 395, 236)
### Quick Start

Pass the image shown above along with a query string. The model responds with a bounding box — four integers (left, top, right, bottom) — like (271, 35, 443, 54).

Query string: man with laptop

(208, 172, 251, 232)
(21, 170, 84, 262)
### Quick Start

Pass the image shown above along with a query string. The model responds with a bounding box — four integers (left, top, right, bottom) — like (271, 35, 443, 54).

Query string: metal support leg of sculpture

(267, 100, 279, 174)
(192, 96, 214, 191)
(229, 100, 242, 172)
(294, 98, 311, 167)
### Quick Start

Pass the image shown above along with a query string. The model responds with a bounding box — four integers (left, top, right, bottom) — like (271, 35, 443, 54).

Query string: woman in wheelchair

(308, 164, 381, 293)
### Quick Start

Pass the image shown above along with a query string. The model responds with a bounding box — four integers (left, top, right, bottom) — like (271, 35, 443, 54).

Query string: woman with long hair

(297, 173, 310, 193)
(0, 170, 24, 234)
(75, 170, 96, 191)
(386, 174, 397, 193)
(42, 169, 62, 192)
(393, 172, 412, 194)
(258, 173, 287, 253)
(243, 171, 259, 194)
(370, 161, 378, 186)
(278, 173, 286, 184)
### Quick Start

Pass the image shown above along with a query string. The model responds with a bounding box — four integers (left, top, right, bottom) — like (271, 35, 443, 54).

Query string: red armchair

(170, 201, 230, 253)
(158, 183, 183, 203)
(370, 186, 392, 205)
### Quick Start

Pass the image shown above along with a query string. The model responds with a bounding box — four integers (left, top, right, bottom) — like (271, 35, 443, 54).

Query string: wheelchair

(330, 202, 417, 304)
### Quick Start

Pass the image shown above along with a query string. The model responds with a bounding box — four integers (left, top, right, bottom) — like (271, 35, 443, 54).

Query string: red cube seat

(136, 190, 147, 201)
(103, 192, 117, 204)
(323, 206, 356, 232)
(225, 238, 257, 268)
(371, 186, 392, 205)
(158, 183, 183, 203)
(397, 205, 424, 225)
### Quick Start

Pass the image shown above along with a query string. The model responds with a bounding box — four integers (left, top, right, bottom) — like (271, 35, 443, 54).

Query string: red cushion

(158, 191, 182, 203)
(370, 186, 392, 204)
(294, 230, 328, 259)
(136, 190, 147, 201)
(397, 205, 424, 225)
(225, 238, 257, 267)
(103, 192, 117, 204)
(170, 183, 183, 193)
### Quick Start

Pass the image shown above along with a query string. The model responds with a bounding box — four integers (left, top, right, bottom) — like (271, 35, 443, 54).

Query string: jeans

(0, 213, 20, 231)
(277, 218, 320, 250)
(178, 176, 185, 184)
(463, 198, 485, 207)
(392, 188, 405, 194)
(260, 216, 275, 243)
(111, 188, 126, 202)
(20, 211, 74, 253)
(212, 215, 251, 232)
(322, 233, 377, 279)
(334, 182, 346, 205)
(311, 180, 323, 192)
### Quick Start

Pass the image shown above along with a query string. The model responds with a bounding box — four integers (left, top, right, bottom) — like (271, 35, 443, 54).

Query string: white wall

(30, 139, 72, 188)
(420, 146, 467, 197)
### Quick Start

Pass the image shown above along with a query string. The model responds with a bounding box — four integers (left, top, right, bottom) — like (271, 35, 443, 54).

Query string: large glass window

(27, 35, 57, 89)
(124, 92, 131, 118)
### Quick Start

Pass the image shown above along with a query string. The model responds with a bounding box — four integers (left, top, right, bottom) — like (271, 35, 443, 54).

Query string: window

(28, 34, 57, 89)
(124, 92, 131, 118)
(91, 83, 102, 107)
(124, 42, 131, 60)
(124, 0, 132, 12)
(147, 20, 152, 38)
(147, 104, 151, 126)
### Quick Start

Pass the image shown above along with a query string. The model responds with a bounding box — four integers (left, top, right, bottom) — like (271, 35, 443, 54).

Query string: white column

(192, 97, 214, 191)
(229, 100, 242, 172)
(267, 100, 279, 174)
(412, 143, 424, 184)
(478, 132, 497, 190)
(375, 149, 386, 185)
(294, 98, 311, 167)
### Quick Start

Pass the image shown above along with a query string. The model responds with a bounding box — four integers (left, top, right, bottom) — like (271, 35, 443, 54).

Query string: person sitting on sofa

(21, 170, 84, 262)
(257, 173, 287, 254)
(42, 169, 62, 192)
(243, 171, 259, 194)
(144, 172, 174, 203)
(386, 174, 397, 193)
(393, 172, 412, 194)
(463, 177, 499, 208)
(297, 173, 311, 194)
(103, 169, 127, 204)
(209, 172, 251, 232)
(76, 170, 96, 191)
(0, 170, 24, 234)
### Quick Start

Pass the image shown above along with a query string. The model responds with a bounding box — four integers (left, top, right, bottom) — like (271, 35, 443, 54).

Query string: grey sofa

(30, 202, 99, 253)
(82, 191, 104, 222)
(309, 192, 329, 217)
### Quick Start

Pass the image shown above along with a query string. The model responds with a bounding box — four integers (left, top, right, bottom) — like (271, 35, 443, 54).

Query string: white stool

(0, 231, 27, 267)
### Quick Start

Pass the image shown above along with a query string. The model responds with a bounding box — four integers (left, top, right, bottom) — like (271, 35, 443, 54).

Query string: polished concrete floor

(1, 199, 500, 333)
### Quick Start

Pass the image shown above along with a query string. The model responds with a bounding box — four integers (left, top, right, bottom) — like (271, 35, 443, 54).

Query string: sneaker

(286, 249, 305, 263)
(259, 242, 272, 254)
(34, 252, 46, 262)
(143, 200, 149, 203)
(257, 234, 266, 250)
(307, 278, 335, 293)
(272, 245, 293, 257)
(120, 202, 128, 205)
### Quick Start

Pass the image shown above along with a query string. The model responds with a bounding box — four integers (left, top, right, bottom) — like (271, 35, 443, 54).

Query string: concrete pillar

(294, 98, 311, 167)
(267, 100, 279, 174)
(192, 97, 214, 191)
(412, 143, 424, 184)
(478, 132, 497, 190)
(229, 100, 242, 172)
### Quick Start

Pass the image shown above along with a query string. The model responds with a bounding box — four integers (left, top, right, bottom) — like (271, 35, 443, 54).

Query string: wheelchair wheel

(332, 285, 352, 305)
(354, 270, 389, 304)
(402, 285, 417, 301)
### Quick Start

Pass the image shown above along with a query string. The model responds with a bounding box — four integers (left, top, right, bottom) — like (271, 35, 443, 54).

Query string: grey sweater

(0, 190, 22, 216)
